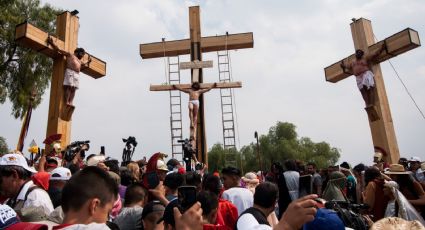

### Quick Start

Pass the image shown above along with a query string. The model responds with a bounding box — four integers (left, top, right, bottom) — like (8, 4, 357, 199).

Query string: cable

(372, 34, 425, 120)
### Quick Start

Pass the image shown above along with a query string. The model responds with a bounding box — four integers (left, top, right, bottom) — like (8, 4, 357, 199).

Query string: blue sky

(1, 0, 425, 166)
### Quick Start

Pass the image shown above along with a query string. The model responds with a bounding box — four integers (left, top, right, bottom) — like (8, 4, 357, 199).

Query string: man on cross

(47, 36, 91, 106)
(341, 43, 386, 107)
(173, 82, 216, 129)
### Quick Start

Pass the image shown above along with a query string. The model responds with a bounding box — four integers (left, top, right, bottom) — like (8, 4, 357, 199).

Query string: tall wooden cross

(140, 6, 253, 163)
(15, 11, 106, 151)
(324, 18, 420, 163)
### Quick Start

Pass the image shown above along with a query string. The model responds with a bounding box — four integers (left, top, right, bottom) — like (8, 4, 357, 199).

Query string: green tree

(0, 0, 60, 118)
(0, 136, 9, 155)
(208, 143, 241, 172)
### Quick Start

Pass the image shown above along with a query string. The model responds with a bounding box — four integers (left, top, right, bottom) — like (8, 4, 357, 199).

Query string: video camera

(63, 140, 90, 162)
(178, 138, 196, 171)
(123, 136, 137, 147)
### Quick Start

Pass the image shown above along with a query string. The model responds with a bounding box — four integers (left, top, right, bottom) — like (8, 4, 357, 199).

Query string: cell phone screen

(299, 175, 313, 197)
(178, 186, 197, 211)
(147, 172, 159, 189)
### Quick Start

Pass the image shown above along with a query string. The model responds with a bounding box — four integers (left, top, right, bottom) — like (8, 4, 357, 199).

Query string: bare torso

(67, 54, 82, 72)
(189, 90, 201, 100)
(351, 59, 369, 76)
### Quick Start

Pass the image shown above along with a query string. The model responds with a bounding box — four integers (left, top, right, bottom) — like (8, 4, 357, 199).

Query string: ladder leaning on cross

(140, 6, 253, 164)
(324, 18, 421, 164)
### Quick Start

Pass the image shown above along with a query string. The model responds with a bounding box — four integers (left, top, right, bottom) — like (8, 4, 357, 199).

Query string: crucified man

(173, 82, 216, 138)
(47, 36, 91, 106)
(341, 43, 386, 108)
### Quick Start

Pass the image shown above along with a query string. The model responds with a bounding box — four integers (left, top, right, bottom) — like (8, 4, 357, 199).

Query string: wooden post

(140, 6, 253, 163)
(15, 11, 106, 151)
(324, 18, 420, 163)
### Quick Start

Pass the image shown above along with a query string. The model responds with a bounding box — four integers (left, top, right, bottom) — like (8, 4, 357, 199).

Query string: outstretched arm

(367, 42, 386, 63)
(47, 36, 71, 56)
(198, 82, 217, 94)
(173, 84, 191, 94)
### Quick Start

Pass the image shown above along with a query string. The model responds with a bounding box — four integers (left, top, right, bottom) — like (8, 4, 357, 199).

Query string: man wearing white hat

(409, 157, 425, 186)
(48, 167, 72, 208)
(0, 153, 54, 216)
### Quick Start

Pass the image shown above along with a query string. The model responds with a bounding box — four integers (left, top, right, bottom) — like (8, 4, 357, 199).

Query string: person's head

(0, 154, 36, 198)
(339, 162, 350, 170)
(124, 183, 148, 207)
(45, 157, 59, 172)
(49, 167, 71, 190)
(196, 191, 218, 224)
(306, 162, 317, 175)
(352, 163, 366, 177)
(271, 162, 283, 174)
(166, 159, 182, 172)
(142, 201, 165, 230)
(162, 199, 180, 230)
(191, 82, 200, 90)
(202, 173, 221, 196)
(221, 167, 241, 189)
(355, 49, 364, 59)
(127, 162, 140, 181)
(253, 182, 278, 215)
(364, 166, 381, 185)
(185, 171, 202, 191)
(163, 172, 184, 195)
(373, 152, 383, 163)
(104, 159, 120, 175)
(398, 157, 409, 170)
(408, 157, 421, 171)
(284, 159, 298, 172)
(120, 168, 133, 186)
(384, 164, 413, 188)
(74, 47, 85, 59)
(61, 166, 118, 224)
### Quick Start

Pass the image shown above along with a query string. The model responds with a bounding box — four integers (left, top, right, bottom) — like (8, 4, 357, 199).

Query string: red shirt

(216, 199, 238, 229)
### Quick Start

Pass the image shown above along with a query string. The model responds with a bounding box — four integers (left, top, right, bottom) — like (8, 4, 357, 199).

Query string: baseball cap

(0, 154, 36, 173)
(86, 155, 106, 167)
(50, 167, 72, 181)
(303, 208, 345, 230)
(142, 201, 165, 220)
(0, 204, 48, 230)
(409, 156, 421, 162)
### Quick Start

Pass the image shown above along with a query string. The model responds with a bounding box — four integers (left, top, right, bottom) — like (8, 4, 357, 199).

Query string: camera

(64, 140, 90, 162)
(123, 136, 137, 147)
(178, 139, 196, 171)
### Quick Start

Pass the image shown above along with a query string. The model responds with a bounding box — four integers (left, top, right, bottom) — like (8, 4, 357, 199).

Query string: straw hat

(370, 217, 425, 230)
(384, 164, 411, 175)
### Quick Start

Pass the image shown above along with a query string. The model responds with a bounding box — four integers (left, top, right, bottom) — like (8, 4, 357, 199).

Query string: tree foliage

(208, 121, 341, 174)
(0, 0, 61, 118)
(0, 136, 9, 155)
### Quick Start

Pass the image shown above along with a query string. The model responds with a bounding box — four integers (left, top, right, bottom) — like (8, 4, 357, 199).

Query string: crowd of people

(0, 146, 425, 230)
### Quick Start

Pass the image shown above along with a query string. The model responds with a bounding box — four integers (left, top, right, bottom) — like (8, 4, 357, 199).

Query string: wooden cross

(140, 6, 253, 163)
(15, 11, 106, 151)
(324, 18, 420, 164)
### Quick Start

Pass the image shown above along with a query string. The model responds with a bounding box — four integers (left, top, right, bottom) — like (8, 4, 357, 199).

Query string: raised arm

(172, 84, 191, 94)
(366, 42, 386, 63)
(47, 36, 71, 56)
(198, 82, 217, 94)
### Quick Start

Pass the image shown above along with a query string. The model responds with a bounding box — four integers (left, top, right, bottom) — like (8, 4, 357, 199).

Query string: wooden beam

(180, 60, 213, 69)
(150, 82, 242, 91)
(140, 32, 254, 59)
(324, 28, 420, 83)
(15, 22, 107, 79)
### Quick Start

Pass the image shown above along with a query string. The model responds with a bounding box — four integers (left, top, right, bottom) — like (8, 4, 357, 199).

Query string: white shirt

(283, 171, 300, 201)
(237, 213, 272, 230)
(222, 187, 253, 216)
(18, 180, 54, 215)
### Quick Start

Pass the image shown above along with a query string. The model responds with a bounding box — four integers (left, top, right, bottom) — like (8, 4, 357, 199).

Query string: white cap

(50, 167, 71, 181)
(409, 156, 421, 162)
(86, 155, 106, 167)
(0, 154, 36, 173)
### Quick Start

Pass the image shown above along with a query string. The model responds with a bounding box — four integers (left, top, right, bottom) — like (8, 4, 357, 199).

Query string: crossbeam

(15, 22, 106, 79)
(140, 33, 254, 59)
(180, 60, 213, 70)
(150, 82, 242, 91)
(325, 28, 420, 83)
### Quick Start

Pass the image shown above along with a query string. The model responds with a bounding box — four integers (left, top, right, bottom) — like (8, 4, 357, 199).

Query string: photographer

(63, 140, 90, 170)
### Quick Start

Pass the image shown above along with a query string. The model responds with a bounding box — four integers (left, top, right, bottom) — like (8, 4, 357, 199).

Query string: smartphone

(100, 146, 105, 155)
(299, 175, 313, 197)
(147, 172, 160, 189)
(178, 186, 197, 211)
